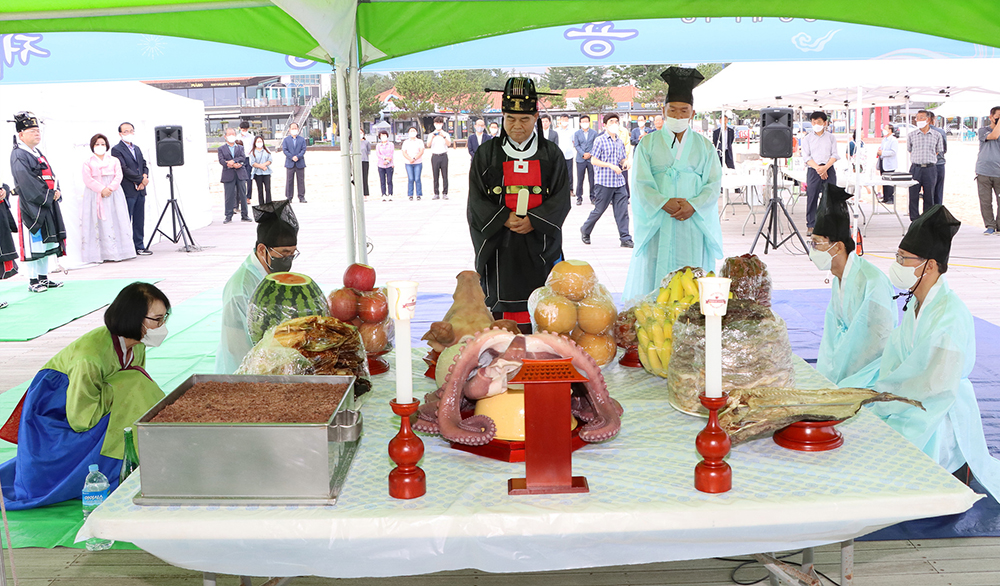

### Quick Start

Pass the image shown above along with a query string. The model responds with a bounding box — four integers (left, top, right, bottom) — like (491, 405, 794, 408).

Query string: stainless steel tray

(132, 374, 362, 506)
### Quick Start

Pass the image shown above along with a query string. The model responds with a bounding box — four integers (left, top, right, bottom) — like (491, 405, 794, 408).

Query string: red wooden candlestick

(388, 399, 426, 499)
(694, 392, 732, 493)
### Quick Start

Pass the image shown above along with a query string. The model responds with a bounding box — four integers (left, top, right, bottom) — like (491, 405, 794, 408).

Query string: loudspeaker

(155, 125, 184, 167)
(759, 108, 793, 158)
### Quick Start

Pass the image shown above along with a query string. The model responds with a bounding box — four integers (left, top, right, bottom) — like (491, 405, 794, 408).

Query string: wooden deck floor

(2, 146, 1000, 584)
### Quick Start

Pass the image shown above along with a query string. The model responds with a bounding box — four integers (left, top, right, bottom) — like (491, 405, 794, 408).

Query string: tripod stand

(749, 162, 808, 254)
(147, 167, 199, 252)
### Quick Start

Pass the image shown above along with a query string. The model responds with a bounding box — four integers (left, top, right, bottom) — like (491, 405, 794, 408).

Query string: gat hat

(660, 66, 705, 105)
(253, 200, 298, 247)
(13, 112, 39, 133)
(899, 204, 961, 272)
(813, 184, 855, 253)
(486, 77, 559, 114)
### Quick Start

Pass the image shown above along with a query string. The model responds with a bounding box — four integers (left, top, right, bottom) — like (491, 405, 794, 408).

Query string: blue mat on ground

(413, 290, 1000, 540)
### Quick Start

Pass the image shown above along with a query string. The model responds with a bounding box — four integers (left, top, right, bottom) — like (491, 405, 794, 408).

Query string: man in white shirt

(554, 114, 577, 203)
(426, 116, 452, 200)
(800, 111, 840, 235)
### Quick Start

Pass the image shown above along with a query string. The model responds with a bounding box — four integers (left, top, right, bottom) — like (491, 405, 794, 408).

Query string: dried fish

(719, 387, 924, 446)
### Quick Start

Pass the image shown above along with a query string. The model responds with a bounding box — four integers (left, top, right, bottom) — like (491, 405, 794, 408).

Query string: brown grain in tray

(152, 381, 349, 423)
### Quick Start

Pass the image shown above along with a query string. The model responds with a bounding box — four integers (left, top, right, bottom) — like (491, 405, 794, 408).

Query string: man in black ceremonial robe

(468, 77, 570, 333)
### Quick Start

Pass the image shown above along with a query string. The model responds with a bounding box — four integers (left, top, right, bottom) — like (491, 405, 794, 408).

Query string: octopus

(414, 327, 623, 446)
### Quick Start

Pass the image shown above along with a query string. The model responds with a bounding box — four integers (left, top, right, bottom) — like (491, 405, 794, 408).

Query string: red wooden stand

(507, 358, 590, 495)
(368, 351, 390, 375)
(450, 424, 588, 462)
(388, 399, 426, 499)
(694, 393, 732, 494)
(422, 349, 439, 379)
(618, 345, 642, 368)
(773, 419, 845, 452)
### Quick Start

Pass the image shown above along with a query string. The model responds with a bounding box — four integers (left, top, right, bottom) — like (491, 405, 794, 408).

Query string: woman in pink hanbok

(80, 134, 136, 263)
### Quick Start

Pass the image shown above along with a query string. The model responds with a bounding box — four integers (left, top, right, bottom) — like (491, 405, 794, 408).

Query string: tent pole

(349, 44, 368, 264)
(854, 86, 863, 229)
(904, 98, 911, 170)
(336, 61, 356, 264)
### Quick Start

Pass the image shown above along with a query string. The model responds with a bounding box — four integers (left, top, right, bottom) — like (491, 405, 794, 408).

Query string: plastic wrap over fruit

(545, 259, 598, 302)
(613, 308, 638, 349)
(237, 315, 373, 399)
(246, 272, 330, 345)
(629, 266, 708, 378)
(327, 286, 394, 354)
(528, 281, 618, 367)
(719, 253, 772, 307)
(666, 299, 795, 416)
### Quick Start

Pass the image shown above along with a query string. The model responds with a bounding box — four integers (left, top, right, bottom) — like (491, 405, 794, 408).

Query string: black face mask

(267, 249, 294, 273)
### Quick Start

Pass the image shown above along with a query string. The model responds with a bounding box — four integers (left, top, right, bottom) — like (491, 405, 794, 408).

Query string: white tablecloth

(79, 353, 979, 578)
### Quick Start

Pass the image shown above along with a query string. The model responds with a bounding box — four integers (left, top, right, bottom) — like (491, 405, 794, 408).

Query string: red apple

(328, 288, 358, 322)
(350, 317, 363, 327)
(343, 263, 377, 291)
(359, 322, 389, 353)
(358, 289, 389, 323)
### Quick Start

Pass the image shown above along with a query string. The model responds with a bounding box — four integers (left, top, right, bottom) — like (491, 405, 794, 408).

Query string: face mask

(580, 122, 590, 129)
(434, 123, 443, 130)
(93, 146, 107, 156)
(889, 260, 926, 291)
(268, 249, 294, 273)
(226, 135, 236, 144)
(476, 126, 485, 133)
(665, 116, 691, 133)
(121, 134, 133, 143)
(809, 246, 834, 271)
(812, 124, 825, 133)
(916, 120, 928, 129)
(408, 132, 418, 139)
(290, 128, 299, 136)
(255, 141, 263, 149)
(141, 325, 168, 348)
(380, 136, 388, 142)
(606, 124, 620, 135)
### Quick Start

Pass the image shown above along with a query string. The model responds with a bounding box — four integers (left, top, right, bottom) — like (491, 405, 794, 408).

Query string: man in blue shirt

(281, 123, 307, 203)
(581, 113, 633, 248)
(573, 115, 598, 206)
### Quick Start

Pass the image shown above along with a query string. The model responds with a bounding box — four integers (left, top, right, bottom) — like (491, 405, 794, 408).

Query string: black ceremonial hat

(660, 66, 705, 105)
(13, 112, 39, 132)
(254, 199, 298, 247)
(486, 77, 560, 114)
(813, 184, 854, 251)
(899, 204, 961, 272)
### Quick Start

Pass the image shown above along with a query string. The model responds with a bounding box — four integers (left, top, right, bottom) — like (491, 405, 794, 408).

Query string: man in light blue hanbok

(871, 205, 1000, 497)
(809, 185, 896, 388)
(215, 200, 299, 374)
(624, 67, 723, 300)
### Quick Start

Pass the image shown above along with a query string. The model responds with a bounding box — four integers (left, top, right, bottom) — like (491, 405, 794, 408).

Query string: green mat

(0, 279, 161, 341)
(0, 287, 223, 549)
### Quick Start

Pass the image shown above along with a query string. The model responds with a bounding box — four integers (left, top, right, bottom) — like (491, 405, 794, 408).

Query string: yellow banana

(663, 320, 673, 340)
(681, 269, 699, 298)
(636, 326, 650, 348)
(637, 345, 649, 369)
(634, 305, 649, 323)
(651, 322, 665, 346)
(658, 346, 672, 368)
(680, 294, 696, 306)
(646, 346, 663, 371)
(651, 304, 666, 323)
(668, 275, 684, 303)
(656, 287, 671, 304)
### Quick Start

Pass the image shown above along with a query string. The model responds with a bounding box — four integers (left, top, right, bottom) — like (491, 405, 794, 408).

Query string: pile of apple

(327, 263, 393, 354)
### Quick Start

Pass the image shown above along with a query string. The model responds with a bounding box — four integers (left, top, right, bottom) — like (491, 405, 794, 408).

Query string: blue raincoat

(871, 277, 1000, 497)
(216, 252, 268, 374)
(0, 328, 163, 509)
(817, 253, 897, 388)
(623, 128, 723, 301)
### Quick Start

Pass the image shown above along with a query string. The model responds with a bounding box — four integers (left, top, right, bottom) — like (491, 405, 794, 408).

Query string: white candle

(386, 281, 419, 404)
(697, 277, 732, 399)
(394, 318, 412, 404)
(705, 315, 722, 398)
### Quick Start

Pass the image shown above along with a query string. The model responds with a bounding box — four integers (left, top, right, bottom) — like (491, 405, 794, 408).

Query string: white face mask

(809, 246, 834, 271)
(141, 325, 168, 348)
(226, 135, 236, 144)
(812, 123, 825, 133)
(665, 116, 691, 133)
(120, 133, 133, 143)
(93, 145, 107, 156)
(408, 132, 417, 139)
(916, 120, 928, 129)
(290, 128, 299, 136)
(434, 123, 443, 130)
(580, 121, 590, 129)
(606, 124, 620, 135)
(475, 126, 485, 133)
(380, 135, 388, 142)
(255, 141, 264, 149)
(889, 260, 926, 291)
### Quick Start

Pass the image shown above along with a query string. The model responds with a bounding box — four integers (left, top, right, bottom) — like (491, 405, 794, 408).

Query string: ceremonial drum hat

(813, 184, 855, 253)
(660, 67, 705, 105)
(899, 204, 961, 272)
(487, 77, 560, 114)
(12, 112, 39, 132)
(254, 199, 299, 247)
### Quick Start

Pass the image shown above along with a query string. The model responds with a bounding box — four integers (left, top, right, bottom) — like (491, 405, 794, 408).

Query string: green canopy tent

(3, 1, 1000, 263)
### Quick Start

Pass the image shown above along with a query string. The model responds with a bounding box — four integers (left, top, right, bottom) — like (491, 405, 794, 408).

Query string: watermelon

(247, 272, 330, 344)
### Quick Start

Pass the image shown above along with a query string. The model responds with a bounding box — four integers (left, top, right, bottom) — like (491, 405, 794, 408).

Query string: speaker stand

(749, 162, 808, 255)
(147, 167, 200, 253)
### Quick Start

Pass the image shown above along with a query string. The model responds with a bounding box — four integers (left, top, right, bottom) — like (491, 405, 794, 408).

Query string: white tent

(0, 81, 209, 269)
(695, 59, 1000, 112)
(932, 94, 1000, 119)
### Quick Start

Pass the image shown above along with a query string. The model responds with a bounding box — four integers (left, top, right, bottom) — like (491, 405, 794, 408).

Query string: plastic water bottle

(82, 464, 114, 551)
